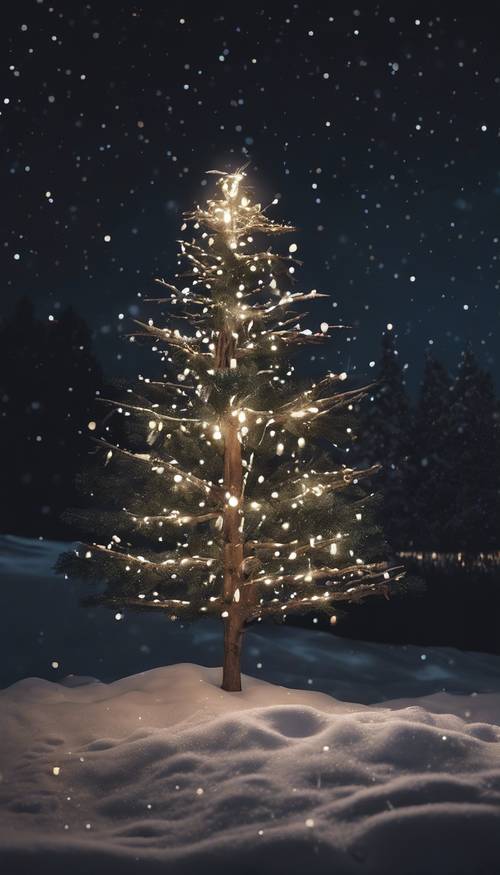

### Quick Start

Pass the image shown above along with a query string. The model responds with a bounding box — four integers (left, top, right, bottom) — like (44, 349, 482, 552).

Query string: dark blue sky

(2, 1, 499, 390)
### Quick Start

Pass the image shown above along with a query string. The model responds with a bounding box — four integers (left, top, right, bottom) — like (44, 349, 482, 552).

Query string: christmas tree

(58, 168, 403, 691)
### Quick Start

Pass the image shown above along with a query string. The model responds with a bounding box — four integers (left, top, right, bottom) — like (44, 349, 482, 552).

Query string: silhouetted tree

(443, 347, 500, 552)
(407, 355, 453, 550)
(359, 329, 412, 549)
(0, 299, 102, 536)
(0, 298, 46, 533)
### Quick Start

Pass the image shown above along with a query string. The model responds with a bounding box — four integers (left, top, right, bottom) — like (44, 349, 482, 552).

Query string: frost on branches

(58, 168, 404, 691)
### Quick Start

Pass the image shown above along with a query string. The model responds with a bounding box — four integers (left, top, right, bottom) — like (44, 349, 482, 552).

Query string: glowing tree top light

(58, 167, 404, 691)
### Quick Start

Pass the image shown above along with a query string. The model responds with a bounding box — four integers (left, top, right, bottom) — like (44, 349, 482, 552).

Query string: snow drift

(1, 536, 500, 873)
(1, 663, 500, 874)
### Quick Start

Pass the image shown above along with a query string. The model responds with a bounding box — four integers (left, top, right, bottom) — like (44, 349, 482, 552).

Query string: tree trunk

(222, 610, 244, 692)
(216, 329, 246, 691)
(220, 415, 245, 691)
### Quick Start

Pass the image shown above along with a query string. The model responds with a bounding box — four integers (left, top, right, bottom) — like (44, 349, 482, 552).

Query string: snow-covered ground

(1, 536, 500, 873)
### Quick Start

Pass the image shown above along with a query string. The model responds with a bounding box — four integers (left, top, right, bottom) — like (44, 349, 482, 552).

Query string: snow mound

(1, 663, 500, 874)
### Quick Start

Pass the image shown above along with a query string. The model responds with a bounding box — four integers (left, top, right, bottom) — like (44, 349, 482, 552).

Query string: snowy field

(1, 536, 500, 874)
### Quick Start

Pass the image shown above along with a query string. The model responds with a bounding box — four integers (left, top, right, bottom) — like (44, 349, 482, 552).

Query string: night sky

(3, 1, 499, 388)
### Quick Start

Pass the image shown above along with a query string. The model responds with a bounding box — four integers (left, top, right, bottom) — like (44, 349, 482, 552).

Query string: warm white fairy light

(70, 165, 399, 692)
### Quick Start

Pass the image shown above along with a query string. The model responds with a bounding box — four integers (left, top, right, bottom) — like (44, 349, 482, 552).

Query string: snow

(1, 536, 500, 873)
(2, 665, 500, 873)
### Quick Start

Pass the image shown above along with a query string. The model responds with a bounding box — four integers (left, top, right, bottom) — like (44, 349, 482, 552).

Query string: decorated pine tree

(58, 168, 403, 691)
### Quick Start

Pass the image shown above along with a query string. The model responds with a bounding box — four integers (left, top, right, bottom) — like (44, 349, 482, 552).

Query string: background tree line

(0, 298, 102, 538)
(359, 330, 500, 556)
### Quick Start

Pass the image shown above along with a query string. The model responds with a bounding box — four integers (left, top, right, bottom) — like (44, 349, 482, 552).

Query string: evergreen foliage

(407, 355, 453, 550)
(361, 339, 500, 557)
(0, 299, 102, 536)
(57, 169, 403, 687)
(443, 347, 500, 552)
(358, 330, 412, 549)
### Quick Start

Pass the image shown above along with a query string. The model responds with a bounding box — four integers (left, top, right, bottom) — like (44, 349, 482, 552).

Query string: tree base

(221, 676, 242, 693)
(221, 612, 243, 692)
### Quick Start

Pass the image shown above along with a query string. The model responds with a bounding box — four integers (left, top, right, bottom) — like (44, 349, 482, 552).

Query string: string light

(66, 166, 401, 691)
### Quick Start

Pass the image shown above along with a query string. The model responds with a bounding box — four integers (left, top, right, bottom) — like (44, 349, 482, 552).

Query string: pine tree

(408, 355, 452, 550)
(0, 300, 102, 536)
(58, 169, 403, 691)
(444, 347, 500, 553)
(0, 297, 44, 533)
(358, 329, 412, 550)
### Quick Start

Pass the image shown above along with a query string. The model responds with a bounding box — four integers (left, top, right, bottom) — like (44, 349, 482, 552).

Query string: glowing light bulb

(228, 495, 239, 508)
